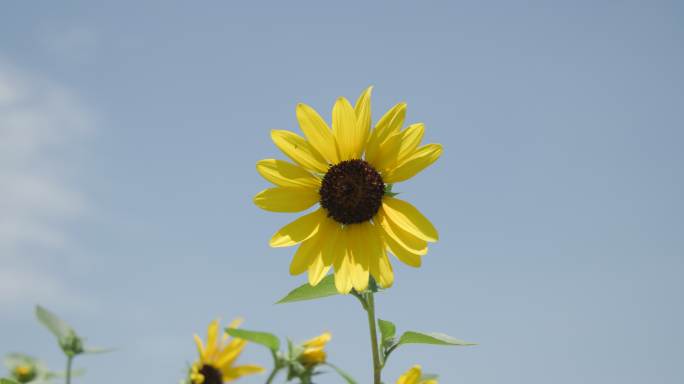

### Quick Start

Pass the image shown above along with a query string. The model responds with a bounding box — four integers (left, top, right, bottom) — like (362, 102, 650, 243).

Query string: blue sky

(1, 1, 683, 383)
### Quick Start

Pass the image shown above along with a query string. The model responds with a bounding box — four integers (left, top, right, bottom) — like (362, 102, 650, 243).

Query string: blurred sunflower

(396, 365, 437, 384)
(255, 87, 441, 293)
(188, 319, 264, 384)
(297, 332, 331, 367)
(3, 353, 51, 383)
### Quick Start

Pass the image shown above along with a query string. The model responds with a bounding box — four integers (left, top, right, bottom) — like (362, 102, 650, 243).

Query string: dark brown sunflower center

(319, 159, 385, 225)
(199, 364, 222, 384)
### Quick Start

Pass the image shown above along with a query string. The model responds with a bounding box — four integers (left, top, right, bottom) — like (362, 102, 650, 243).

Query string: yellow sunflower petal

(256, 159, 320, 188)
(308, 253, 331, 286)
(354, 86, 373, 144)
(366, 102, 406, 165)
(422, 380, 438, 384)
(296, 103, 339, 164)
(193, 334, 206, 361)
(372, 131, 404, 173)
(396, 123, 425, 164)
(370, 243, 394, 288)
(397, 365, 422, 384)
(269, 209, 325, 247)
(384, 143, 443, 183)
(226, 317, 243, 330)
(377, 208, 428, 255)
(222, 364, 265, 380)
(290, 235, 322, 275)
(333, 233, 353, 293)
(356, 222, 389, 290)
(205, 320, 220, 360)
(271, 130, 329, 173)
(321, 219, 343, 266)
(216, 339, 247, 367)
(302, 331, 332, 348)
(254, 187, 319, 213)
(383, 231, 422, 268)
(348, 224, 370, 291)
(333, 97, 363, 161)
(382, 197, 438, 242)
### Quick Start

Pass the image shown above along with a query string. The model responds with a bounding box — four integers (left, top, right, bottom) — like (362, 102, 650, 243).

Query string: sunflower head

(3, 353, 44, 384)
(396, 365, 438, 384)
(12, 364, 37, 383)
(255, 87, 442, 294)
(297, 332, 331, 367)
(189, 319, 264, 384)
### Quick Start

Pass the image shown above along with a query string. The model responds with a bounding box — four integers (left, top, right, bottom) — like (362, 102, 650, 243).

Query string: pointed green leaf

(35, 305, 74, 341)
(325, 363, 358, 384)
(1, 378, 20, 384)
(276, 275, 339, 304)
(225, 328, 280, 351)
(398, 331, 476, 347)
(83, 347, 115, 354)
(377, 319, 396, 344)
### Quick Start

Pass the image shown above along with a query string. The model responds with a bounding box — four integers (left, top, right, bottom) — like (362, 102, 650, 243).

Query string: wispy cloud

(0, 59, 93, 309)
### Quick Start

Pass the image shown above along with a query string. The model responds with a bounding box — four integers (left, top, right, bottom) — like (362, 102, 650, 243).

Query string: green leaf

(276, 275, 339, 304)
(35, 305, 74, 341)
(3, 353, 37, 367)
(325, 363, 358, 384)
(83, 347, 115, 354)
(225, 328, 280, 351)
(0, 378, 20, 384)
(398, 331, 476, 347)
(377, 319, 396, 344)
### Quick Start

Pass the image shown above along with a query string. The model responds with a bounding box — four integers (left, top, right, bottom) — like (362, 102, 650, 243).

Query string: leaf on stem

(397, 331, 476, 347)
(225, 328, 281, 351)
(35, 305, 75, 342)
(324, 363, 358, 384)
(276, 275, 339, 304)
(377, 318, 396, 345)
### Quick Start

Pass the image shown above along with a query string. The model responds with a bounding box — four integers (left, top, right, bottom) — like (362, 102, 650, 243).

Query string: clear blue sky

(1, 1, 683, 383)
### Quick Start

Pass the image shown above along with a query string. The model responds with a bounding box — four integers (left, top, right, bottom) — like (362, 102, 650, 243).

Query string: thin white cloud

(0, 59, 93, 308)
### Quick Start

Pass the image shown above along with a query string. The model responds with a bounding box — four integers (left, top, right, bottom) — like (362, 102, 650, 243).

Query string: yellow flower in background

(298, 331, 331, 366)
(396, 365, 437, 384)
(255, 87, 441, 293)
(3, 353, 42, 384)
(12, 364, 36, 383)
(189, 319, 264, 384)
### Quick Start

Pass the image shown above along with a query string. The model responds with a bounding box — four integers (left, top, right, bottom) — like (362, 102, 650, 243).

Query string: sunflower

(189, 319, 264, 384)
(3, 353, 48, 383)
(396, 365, 438, 384)
(297, 332, 331, 367)
(255, 87, 441, 293)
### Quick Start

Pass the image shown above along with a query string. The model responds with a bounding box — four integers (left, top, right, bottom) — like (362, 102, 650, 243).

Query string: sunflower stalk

(264, 349, 283, 384)
(352, 278, 383, 384)
(64, 355, 73, 384)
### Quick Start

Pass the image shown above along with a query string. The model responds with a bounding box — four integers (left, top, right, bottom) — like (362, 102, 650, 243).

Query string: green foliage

(421, 373, 439, 380)
(0, 378, 20, 384)
(397, 331, 476, 347)
(384, 184, 399, 197)
(35, 305, 112, 361)
(325, 363, 358, 384)
(377, 319, 396, 346)
(276, 275, 339, 304)
(377, 318, 476, 368)
(35, 306, 75, 345)
(225, 328, 281, 351)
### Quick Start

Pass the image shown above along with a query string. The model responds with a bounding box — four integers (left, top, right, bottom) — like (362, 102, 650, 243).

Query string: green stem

(65, 355, 73, 384)
(264, 367, 280, 384)
(365, 291, 382, 384)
